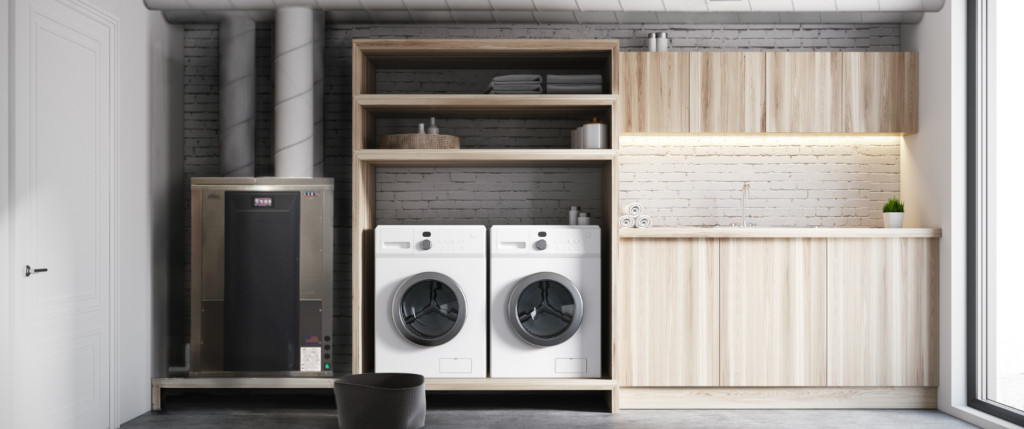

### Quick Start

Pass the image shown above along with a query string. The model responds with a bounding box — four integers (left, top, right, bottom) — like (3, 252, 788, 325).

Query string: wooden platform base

(152, 377, 619, 412)
(619, 387, 937, 409)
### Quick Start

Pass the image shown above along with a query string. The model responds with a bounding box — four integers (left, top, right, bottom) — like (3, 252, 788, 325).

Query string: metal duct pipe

(313, 11, 324, 178)
(219, 16, 256, 177)
(273, 6, 315, 178)
(144, 0, 946, 13)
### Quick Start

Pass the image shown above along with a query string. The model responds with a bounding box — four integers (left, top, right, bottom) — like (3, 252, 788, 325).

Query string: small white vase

(883, 212, 904, 228)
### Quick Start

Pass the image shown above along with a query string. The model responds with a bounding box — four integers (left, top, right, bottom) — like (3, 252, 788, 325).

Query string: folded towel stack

(546, 74, 603, 94)
(487, 74, 542, 94)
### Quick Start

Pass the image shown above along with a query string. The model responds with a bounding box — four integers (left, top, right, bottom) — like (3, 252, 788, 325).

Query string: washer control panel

(491, 225, 600, 257)
(376, 225, 485, 256)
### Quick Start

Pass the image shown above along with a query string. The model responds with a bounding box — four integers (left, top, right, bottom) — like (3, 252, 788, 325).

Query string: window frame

(967, 0, 1024, 424)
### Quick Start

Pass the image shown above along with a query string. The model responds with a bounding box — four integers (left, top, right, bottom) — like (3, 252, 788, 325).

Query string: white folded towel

(546, 84, 603, 94)
(546, 74, 603, 84)
(618, 215, 636, 229)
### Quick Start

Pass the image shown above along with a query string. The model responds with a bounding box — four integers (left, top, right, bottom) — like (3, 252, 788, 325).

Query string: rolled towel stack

(619, 202, 653, 229)
(546, 74, 603, 94)
(487, 74, 542, 94)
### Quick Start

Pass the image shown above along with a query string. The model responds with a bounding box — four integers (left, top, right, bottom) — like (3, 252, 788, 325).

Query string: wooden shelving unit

(351, 39, 620, 409)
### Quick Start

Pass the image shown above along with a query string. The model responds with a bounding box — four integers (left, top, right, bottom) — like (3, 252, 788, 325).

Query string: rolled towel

(546, 74, 603, 84)
(624, 202, 644, 217)
(618, 215, 636, 229)
(636, 215, 652, 229)
(492, 74, 542, 83)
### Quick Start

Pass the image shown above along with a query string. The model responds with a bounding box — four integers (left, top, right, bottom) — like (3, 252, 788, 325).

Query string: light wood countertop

(619, 227, 941, 239)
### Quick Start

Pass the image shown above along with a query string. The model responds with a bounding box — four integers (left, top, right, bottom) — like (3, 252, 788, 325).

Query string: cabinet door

(617, 238, 719, 386)
(689, 52, 766, 133)
(827, 238, 938, 386)
(619, 52, 689, 133)
(720, 238, 826, 386)
(766, 52, 842, 133)
(841, 52, 918, 133)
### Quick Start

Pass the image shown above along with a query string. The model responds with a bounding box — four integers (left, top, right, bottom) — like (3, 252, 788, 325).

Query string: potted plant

(883, 197, 904, 228)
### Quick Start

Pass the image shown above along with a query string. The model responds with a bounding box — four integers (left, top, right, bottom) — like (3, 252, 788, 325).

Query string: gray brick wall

(180, 22, 901, 374)
(376, 167, 604, 226)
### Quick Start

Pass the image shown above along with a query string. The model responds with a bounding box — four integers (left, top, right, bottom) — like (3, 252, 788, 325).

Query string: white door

(11, 0, 116, 427)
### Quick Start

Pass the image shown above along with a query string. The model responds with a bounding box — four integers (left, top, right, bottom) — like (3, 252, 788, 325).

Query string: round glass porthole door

(392, 272, 467, 347)
(507, 272, 584, 347)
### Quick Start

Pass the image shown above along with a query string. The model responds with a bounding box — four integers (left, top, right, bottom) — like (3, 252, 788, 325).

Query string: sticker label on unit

(300, 347, 321, 372)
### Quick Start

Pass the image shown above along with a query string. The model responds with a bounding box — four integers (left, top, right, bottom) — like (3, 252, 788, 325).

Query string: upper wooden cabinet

(841, 52, 918, 133)
(619, 52, 689, 133)
(618, 51, 918, 134)
(690, 52, 766, 133)
(766, 53, 843, 133)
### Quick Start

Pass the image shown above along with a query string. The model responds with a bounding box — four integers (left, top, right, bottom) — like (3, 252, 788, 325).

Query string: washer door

(392, 272, 467, 347)
(507, 272, 584, 347)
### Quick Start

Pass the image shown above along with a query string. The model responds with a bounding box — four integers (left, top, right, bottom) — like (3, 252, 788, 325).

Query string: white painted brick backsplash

(618, 135, 901, 228)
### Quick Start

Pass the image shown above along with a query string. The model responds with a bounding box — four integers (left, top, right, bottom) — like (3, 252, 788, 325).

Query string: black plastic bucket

(333, 373, 426, 429)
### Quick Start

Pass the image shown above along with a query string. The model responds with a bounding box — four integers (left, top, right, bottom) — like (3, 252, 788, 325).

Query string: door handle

(24, 265, 49, 277)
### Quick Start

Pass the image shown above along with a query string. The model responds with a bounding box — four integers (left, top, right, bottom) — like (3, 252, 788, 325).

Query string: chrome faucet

(741, 182, 751, 227)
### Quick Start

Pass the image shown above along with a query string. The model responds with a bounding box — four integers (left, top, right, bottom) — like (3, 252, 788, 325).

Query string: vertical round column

(313, 11, 325, 177)
(219, 16, 256, 177)
(274, 7, 314, 178)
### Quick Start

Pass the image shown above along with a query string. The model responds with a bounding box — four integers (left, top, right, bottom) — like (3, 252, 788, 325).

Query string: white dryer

(375, 225, 486, 378)
(489, 225, 602, 378)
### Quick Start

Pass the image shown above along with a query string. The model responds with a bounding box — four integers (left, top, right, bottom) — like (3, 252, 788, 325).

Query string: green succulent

(883, 197, 904, 213)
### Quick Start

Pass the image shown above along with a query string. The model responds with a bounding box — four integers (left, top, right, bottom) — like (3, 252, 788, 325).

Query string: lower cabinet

(827, 238, 939, 386)
(618, 236, 937, 389)
(720, 239, 827, 386)
(617, 238, 719, 386)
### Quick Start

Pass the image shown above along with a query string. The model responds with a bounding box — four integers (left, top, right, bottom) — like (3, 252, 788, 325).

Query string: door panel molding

(12, 0, 119, 427)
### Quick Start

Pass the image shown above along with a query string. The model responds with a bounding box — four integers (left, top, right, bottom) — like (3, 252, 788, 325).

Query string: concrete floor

(122, 391, 977, 429)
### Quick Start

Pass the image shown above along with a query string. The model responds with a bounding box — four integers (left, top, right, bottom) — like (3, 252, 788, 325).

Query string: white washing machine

(489, 225, 602, 378)
(375, 225, 486, 378)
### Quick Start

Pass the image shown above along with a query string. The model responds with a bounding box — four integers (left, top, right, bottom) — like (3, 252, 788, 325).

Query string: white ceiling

(147, 0, 946, 24)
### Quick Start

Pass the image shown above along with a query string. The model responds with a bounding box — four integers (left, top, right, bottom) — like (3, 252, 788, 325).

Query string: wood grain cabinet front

(766, 52, 843, 133)
(617, 238, 719, 387)
(619, 52, 689, 133)
(689, 52, 766, 133)
(841, 52, 918, 133)
(826, 238, 939, 387)
(719, 238, 828, 387)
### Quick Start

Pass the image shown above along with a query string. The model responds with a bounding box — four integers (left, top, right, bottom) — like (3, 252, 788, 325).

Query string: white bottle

(569, 206, 580, 225)
(427, 117, 439, 135)
(648, 33, 657, 52)
(417, 123, 425, 134)
(657, 32, 668, 52)
(577, 212, 591, 225)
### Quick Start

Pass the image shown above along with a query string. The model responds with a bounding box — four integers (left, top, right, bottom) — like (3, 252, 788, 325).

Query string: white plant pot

(883, 212, 904, 228)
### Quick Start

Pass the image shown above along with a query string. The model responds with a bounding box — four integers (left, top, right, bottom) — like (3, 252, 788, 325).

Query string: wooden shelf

(355, 94, 616, 118)
(618, 227, 942, 239)
(355, 148, 616, 167)
(426, 378, 617, 391)
(354, 38, 618, 69)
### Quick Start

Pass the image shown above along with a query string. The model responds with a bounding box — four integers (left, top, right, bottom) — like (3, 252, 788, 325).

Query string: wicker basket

(378, 133, 460, 149)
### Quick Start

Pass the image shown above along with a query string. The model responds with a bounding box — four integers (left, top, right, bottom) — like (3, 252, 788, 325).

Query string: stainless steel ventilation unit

(189, 177, 334, 376)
